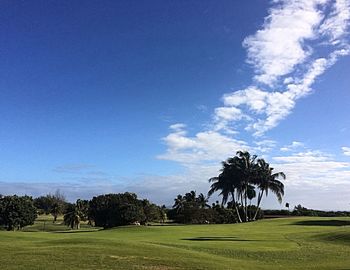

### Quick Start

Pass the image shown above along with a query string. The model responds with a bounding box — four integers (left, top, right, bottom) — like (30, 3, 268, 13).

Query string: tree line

(0, 151, 291, 230)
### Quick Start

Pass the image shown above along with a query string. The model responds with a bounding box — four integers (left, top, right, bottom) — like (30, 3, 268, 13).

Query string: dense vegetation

(0, 195, 37, 230)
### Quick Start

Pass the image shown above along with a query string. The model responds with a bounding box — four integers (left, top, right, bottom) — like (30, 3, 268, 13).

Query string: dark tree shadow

(52, 229, 102, 234)
(292, 220, 350, 227)
(182, 236, 256, 242)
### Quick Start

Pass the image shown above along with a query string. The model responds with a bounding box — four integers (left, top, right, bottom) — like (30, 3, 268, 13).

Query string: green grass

(0, 217, 349, 269)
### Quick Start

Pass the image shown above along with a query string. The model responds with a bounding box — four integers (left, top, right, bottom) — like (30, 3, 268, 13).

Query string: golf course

(1, 216, 349, 269)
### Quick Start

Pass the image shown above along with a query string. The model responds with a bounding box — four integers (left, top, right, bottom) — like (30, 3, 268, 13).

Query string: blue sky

(1, 0, 350, 210)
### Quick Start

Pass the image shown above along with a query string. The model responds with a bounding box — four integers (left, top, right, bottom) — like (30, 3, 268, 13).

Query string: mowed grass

(0, 216, 349, 269)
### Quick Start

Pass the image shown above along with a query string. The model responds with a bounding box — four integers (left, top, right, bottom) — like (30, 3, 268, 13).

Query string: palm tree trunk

(253, 191, 263, 220)
(231, 191, 242, 223)
(244, 184, 248, 222)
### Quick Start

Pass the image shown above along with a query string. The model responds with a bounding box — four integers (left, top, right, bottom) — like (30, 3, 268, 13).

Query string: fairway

(0, 217, 349, 269)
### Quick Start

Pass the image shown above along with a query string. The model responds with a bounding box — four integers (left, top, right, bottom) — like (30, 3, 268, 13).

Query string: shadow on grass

(182, 236, 256, 242)
(293, 220, 350, 227)
(52, 229, 102, 234)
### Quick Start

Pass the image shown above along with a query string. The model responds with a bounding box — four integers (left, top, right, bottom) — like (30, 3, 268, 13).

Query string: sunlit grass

(0, 217, 349, 269)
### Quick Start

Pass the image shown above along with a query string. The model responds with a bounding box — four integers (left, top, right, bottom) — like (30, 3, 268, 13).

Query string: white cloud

(243, 0, 327, 85)
(253, 139, 277, 153)
(320, 0, 350, 44)
(158, 125, 248, 164)
(280, 141, 305, 152)
(272, 150, 350, 209)
(215, 0, 350, 136)
(342, 146, 350, 156)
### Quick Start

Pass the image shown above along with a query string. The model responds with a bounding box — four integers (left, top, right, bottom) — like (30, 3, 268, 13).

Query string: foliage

(0, 195, 37, 230)
(291, 204, 350, 217)
(208, 151, 285, 222)
(171, 190, 226, 224)
(89, 193, 161, 228)
(34, 190, 67, 222)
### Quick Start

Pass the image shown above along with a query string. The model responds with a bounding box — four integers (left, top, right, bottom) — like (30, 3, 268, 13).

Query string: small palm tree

(173, 195, 186, 213)
(196, 193, 210, 209)
(64, 208, 81, 229)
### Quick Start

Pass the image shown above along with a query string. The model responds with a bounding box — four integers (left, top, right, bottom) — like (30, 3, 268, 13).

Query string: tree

(247, 185, 256, 220)
(63, 199, 90, 229)
(64, 203, 81, 229)
(208, 157, 245, 223)
(89, 193, 146, 228)
(0, 195, 37, 231)
(209, 151, 286, 222)
(173, 195, 186, 213)
(142, 199, 161, 224)
(196, 193, 210, 209)
(172, 191, 216, 224)
(285, 202, 290, 212)
(252, 159, 285, 220)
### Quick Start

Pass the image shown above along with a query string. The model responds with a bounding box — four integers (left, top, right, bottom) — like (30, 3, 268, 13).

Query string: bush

(0, 195, 37, 230)
(89, 193, 162, 228)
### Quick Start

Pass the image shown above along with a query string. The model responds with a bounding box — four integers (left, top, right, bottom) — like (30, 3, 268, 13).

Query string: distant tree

(159, 205, 167, 223)
(34, 196, 53, 215)
(173, 195, 186, 213)
(0, 195, 37, 231)
(50, 190, 67, 223)
(34, 190, 67, 222)
(64, 203, 81, 229)
(89, 193, 146, 228)
(142, 199, 161, 224)
(285, 202, 290, 211)
(172, 191, 214, 224)
(196, 193, 210, 209)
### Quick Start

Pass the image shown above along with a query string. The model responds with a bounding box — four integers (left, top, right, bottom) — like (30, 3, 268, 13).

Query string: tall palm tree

(252, 159, 285, 220)
(236, 151, 258, 222)
(208, 159, 243, 223)
(247, 185, 256, 221)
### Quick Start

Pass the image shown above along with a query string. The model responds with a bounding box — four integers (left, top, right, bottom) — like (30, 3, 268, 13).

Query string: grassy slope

(0, 217, 349, 270)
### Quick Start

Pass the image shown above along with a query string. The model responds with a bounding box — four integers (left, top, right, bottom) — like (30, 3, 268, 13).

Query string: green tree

(209, 151, 286, 222)
(89, 193, 146, 228)
(64, 203, 81, 229)
(0, 195, 37, 231)
(208, 157, 244, 223)
(252, 159, 285, 220)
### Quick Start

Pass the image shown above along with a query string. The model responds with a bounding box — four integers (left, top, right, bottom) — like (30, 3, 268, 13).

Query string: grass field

(0, 216, 349, 269)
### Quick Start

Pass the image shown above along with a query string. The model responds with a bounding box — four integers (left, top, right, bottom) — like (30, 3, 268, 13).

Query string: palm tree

(252, 159, 285, 220)
(173, 195, 186, 213)
(236, 151, 258, 222)
(208, 159, 243, 223)
(196, 193, 210, 208)
(247, 185, 256, 221)
(64, 208, 81, 229)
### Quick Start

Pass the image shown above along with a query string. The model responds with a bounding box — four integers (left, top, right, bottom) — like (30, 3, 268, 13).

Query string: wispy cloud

(280, 141, 305, 152)
(342, 146, 350, 156)
(53, 164, 96, 173)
